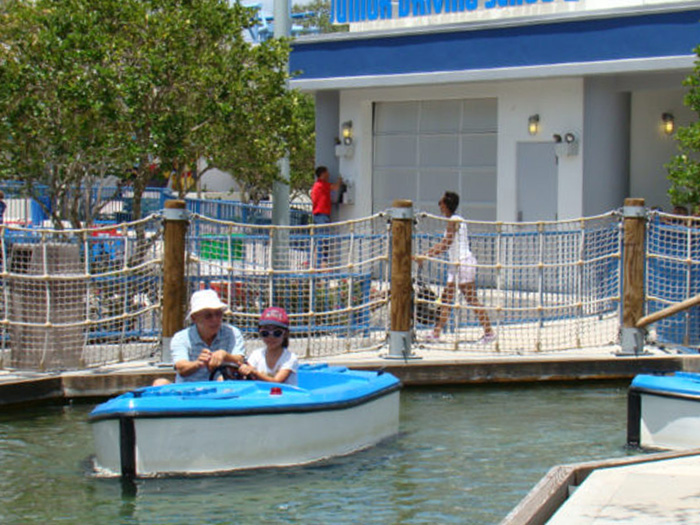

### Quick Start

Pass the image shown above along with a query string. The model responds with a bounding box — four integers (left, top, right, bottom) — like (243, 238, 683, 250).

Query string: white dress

(446, 214, 477, 284)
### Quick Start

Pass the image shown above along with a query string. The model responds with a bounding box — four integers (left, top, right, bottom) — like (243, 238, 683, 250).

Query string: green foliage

(0, 0, 316, 225)
(289, 92, 316, 201)
(667, 44, 700, 212)
(0, 0, 129, 227)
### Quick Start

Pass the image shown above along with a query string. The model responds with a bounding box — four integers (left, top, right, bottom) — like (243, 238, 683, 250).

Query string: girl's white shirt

(247, 347, 299, 386)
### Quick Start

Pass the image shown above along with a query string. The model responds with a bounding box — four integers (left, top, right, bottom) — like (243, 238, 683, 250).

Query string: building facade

(290, 1, 700, 221)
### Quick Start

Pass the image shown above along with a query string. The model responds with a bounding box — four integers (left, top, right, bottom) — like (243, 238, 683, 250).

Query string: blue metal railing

(0, 182, 312, 227)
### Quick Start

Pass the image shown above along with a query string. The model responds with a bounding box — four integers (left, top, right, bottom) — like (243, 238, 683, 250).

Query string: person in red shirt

(311, 166, 342, 224)
(310, 166, 342, 268)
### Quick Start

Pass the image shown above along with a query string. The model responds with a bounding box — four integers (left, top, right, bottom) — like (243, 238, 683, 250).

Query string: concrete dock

(503, 449, 700, 524)
(549, 452, 700, 524)
(2, 344, 699, 405)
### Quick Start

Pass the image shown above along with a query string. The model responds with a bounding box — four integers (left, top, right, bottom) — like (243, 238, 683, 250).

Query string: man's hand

(208, 349, 229, 371)
(197, 349, 212, 369)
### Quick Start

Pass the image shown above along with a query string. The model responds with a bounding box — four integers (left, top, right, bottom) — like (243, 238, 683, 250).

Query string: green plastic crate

(200, 234, 244, 261)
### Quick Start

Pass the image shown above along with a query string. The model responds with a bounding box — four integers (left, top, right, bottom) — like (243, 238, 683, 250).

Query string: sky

(244, 0, 311, 19)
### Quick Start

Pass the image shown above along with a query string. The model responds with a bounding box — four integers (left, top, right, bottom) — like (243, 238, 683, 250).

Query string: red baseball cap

(259, 307, 289, 328)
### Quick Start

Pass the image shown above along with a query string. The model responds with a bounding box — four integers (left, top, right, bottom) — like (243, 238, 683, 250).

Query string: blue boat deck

(89, 364, 401, 420)
(630, 371, 700, 398)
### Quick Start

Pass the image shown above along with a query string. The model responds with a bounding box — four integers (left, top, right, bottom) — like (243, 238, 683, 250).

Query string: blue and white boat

(628, 371, 700, 451)
(90, 363, 401, 478)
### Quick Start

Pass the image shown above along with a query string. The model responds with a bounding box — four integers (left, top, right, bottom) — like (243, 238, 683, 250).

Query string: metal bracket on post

(617, 327, 645, 356)
(161, 207, 190, 221)
(384, 331, 421, 360)
(159, 336, 173, 366)
(622, 205, 646, 219)
(389, 206, 413, 221)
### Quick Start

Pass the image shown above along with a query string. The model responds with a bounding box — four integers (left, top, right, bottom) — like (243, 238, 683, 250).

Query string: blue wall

(291, 9, 700, 80)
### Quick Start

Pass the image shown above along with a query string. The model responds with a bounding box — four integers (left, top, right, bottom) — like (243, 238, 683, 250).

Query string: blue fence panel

(186, 196, 311, 226)
(647, 219, 700, 347)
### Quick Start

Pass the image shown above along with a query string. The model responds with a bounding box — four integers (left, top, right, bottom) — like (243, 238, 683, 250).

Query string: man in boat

(155, 289, 246, 385)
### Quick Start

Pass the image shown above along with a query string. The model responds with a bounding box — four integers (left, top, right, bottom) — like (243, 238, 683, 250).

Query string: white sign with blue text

(333, 0, 684, 32)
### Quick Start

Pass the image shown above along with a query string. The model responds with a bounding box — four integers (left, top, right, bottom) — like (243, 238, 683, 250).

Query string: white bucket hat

(188, 289, 228, 319)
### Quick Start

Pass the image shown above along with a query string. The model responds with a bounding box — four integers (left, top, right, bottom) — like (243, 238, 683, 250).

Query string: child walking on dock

(418, 191, 495, 344)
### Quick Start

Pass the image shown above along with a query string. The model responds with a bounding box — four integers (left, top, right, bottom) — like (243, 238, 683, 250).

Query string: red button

(270, 387, 282, 395)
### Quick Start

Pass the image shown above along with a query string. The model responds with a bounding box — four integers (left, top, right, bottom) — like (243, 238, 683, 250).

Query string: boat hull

(92, 391, 399, 476)
(90, 365, 401, 477)
(628, 372, 700, 450)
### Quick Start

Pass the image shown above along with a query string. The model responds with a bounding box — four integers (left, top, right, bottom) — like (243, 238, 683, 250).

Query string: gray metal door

(517, 142, 557, 222)
(373, 99, 497, 220)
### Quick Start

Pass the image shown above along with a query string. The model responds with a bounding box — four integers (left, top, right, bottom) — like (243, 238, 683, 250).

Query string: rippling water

(0, 382, 638, 524)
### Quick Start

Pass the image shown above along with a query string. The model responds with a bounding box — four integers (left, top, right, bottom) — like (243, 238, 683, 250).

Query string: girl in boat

(239, 307, 299, 386)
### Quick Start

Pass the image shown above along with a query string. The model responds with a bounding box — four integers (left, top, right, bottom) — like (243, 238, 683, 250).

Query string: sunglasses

(259, 328, 285, 338)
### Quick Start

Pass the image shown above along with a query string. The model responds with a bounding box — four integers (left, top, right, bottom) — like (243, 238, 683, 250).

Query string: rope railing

(413, 212, 621, 354)
(0, 215, 163, 371)
(645, 211, 700, 348)
(3, 200, 698, 372)
(184, 213, 391, 359)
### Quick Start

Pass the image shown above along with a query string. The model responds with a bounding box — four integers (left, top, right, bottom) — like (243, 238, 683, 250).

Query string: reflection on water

(0, 383, 636, 524)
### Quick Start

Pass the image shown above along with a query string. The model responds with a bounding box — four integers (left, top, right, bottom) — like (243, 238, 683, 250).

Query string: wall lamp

(335, 120, 355, 158)
(662, 113, 675, 135)
(341, 121, 353, 145)
(528, 114, 540, 136)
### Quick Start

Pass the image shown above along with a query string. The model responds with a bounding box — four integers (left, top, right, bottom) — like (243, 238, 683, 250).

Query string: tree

(0, 0, 132, 228)
(0, 0, 315, 226)
(667, 44, 700, 213)
(204, 37, 312, 203)
(288, 92, 316, 201)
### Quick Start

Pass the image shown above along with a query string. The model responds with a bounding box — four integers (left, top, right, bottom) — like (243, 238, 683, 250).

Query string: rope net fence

(186, 213, 390, 359)
(0, 216, 163, 371)
(646, 211, 700, 348)
(413, 212, 621, 354)
(5, 204, 698, 372)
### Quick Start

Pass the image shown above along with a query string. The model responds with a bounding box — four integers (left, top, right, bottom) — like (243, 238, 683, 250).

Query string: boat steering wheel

(209, 363, 247, 381)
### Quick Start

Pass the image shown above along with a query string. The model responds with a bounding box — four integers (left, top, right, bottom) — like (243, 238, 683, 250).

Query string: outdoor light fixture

(662, 113, 675, 135)
(335, 121, 355, 158)
(528, 114, 540, 136)
(553, 132, 579, 157)
(341, 121, 353, 145)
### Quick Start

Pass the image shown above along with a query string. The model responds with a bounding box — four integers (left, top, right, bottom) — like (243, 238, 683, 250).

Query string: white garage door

(372, 98, 497, 220)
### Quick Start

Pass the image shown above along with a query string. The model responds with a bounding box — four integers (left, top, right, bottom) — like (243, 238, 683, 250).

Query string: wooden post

(620, 197, 646, 355)
(161, 200, 189, 363)
(387, 199, 414, 359)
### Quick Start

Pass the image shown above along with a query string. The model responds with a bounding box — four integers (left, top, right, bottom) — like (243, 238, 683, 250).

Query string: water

(0, 382, 638, 524)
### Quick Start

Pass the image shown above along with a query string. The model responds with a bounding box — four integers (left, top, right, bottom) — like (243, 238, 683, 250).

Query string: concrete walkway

(502, 449, 700, 525)
(547, 453, 700, 524)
